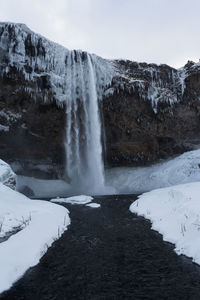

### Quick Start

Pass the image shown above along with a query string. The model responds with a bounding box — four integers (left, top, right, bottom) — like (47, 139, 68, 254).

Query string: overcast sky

(0, 0, 200, 68)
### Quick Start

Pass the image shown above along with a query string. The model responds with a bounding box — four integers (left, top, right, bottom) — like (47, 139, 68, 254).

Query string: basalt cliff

(0, 22, 200, 177)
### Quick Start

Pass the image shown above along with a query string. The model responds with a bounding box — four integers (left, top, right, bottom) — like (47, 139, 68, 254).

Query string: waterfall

(64, 50, 111, 194)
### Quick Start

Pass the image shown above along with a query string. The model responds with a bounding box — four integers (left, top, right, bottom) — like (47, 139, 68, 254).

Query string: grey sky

(0, 0, 200, 68)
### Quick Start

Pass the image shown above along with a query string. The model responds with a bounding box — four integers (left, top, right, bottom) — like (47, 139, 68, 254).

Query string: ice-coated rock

(0, 159, 16, 189)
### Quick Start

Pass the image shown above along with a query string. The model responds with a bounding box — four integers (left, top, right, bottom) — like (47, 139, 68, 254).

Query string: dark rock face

(0, 96, 66, 177)
(0, 22, 200, 176)
(102, 60, 200, 166)
(0, 23, 67, 177)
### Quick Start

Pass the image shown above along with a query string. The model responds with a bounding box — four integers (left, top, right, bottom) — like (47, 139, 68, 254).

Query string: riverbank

(2, 195, 200, 299)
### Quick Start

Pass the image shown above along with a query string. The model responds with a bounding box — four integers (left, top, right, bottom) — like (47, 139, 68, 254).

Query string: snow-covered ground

(51, 195, 93, 205)
(127, 149, 200, 265)
(130, 182, 200, 264)
(0, 183, 70, 294)
(0, 161, 70, 294)
(51, 195, 101, 208)
(107, 149, 200, 194)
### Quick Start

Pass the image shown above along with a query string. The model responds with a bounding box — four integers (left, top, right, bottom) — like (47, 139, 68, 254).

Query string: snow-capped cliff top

(0, 22, 32, 33)
(0, 22, 69, 102)
(0, 22, 68, 52)
(0, 22, 115, 104)
(0, 22, 200, 112)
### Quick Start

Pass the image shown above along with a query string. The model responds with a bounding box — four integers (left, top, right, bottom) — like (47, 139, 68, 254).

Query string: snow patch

(0, 125, 9, 132)
(51, 195, 93, 205)
(0, 110, 21, 122)
(130, 182, 200, 265)
(86, 203, 101, 208)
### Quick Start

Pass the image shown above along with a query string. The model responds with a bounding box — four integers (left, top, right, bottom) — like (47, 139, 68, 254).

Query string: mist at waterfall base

(16, 148, 200, 198)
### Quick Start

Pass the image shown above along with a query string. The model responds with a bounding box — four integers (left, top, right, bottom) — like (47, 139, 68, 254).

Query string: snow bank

(0, 183, 70, 294)
(106, 149, 200, 194)
(51, 195, 93, 205)
(130, 182, 200, 264)
(0, 159, 16, 189)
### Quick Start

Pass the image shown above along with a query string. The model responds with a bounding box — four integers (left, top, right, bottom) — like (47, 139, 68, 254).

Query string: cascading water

(64, 50, 113, 194)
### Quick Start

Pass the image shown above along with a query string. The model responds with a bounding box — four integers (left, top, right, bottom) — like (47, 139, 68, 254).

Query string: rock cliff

(103, 60, 200, 166)
(0, 22, 200, 176)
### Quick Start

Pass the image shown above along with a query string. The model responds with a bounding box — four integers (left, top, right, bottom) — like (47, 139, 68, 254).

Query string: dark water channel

(1, 195, 200, 300)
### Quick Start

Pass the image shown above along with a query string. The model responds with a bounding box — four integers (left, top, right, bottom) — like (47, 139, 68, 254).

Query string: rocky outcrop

(0, 22, 200, 176)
